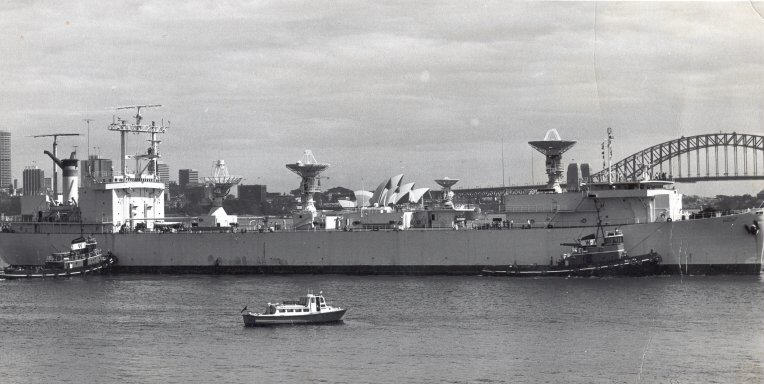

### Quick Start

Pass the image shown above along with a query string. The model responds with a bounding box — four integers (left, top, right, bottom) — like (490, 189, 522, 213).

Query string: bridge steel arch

(590, 132, 764, 183)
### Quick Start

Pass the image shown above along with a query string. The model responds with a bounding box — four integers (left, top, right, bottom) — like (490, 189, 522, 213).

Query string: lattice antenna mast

(606, 127, 614, 183)
(83, 119, 95, 178)
(108, 104, 166, 179)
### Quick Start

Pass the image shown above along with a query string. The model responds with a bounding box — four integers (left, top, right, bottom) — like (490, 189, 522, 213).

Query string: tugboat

(2, 236, 116, 279)
(482, 228, 662, 277)
(242, 292, 347, 326)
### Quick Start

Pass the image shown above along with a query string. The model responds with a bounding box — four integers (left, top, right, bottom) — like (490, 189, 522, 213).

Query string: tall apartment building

(0, 131, 11, 190)
(157, 162, 170, 187)
(178, 168, 199, 188)
(22, 166, 45, 196)
(81, 155, 113, 183)
(238, 184, 267, 203)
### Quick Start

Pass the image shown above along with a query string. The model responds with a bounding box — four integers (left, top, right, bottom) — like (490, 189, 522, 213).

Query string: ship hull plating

(0, 211, 761, 275)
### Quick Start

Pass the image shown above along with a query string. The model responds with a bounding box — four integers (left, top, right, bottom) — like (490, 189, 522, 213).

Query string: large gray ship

(1, 107, 762, 274)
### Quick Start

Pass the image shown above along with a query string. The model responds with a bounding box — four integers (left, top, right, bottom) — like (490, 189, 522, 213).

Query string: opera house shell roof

(361, 174, 430, 207)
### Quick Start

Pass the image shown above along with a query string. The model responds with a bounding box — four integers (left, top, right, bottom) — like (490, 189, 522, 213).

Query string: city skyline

(1, 2, 761, 196)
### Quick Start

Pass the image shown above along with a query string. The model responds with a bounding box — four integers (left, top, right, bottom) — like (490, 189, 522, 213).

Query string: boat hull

(481, 253, 663, 277)
(242, 308, 347, 326)
(2, 258, 116, 279)
(0, 211, 761, 275)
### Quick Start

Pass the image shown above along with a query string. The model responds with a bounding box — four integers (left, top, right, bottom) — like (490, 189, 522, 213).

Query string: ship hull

(0, 211, 761, 275)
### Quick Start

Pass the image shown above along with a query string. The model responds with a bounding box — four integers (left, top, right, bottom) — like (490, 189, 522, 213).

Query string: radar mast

(108, 104, 167, 180)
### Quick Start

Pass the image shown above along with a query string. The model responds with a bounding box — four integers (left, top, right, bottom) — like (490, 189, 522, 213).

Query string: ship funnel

(45, 150, 79, 204)
(528, 129, 576, 193)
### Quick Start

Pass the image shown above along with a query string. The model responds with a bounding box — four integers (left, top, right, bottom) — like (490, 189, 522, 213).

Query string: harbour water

(0, 274, 762, 383)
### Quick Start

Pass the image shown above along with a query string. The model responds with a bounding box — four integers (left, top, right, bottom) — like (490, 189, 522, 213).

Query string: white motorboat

(242, 292, 346, 326)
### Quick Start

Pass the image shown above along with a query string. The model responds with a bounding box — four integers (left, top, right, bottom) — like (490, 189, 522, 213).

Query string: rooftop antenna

(109, 104, 165, 178)
(606, 127, 614, 183)
(32, 133, 81, 197)
(601, 141, 606, 180)
(83, 118, 95, 177)
(83, 119, 94, 159)
(601, 128, 614, 183)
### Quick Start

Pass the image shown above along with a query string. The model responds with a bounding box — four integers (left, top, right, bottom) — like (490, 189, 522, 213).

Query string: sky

(0, 1, 762, 196)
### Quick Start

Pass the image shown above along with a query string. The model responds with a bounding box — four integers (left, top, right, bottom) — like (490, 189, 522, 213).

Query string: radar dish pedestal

(201, 160, 242, 227)
(286, 150, 330, 230)
(528, 129, 576, 193)
(435, 177, 459, 208)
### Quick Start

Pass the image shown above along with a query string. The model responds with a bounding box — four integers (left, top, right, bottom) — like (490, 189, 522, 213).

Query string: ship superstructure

(499, 130, 683, 230)
(77, 105, 168, 233)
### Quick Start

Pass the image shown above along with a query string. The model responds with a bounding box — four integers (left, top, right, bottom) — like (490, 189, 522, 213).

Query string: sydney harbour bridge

(453, 132, 764, 203)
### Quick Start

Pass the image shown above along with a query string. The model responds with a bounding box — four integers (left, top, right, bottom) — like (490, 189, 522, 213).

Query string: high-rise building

(81, 155, 113, 183)
(44, 177, 52, 192)
(179, 168, 199, 188)
(157, 162, 170, 187)
(22, 166, 44, 196)
(238, 184, 267, 204)
(0, 131, 11, 191)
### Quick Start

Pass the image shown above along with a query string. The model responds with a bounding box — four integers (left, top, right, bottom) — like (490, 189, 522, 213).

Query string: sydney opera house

(352, 174, 430, 208)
